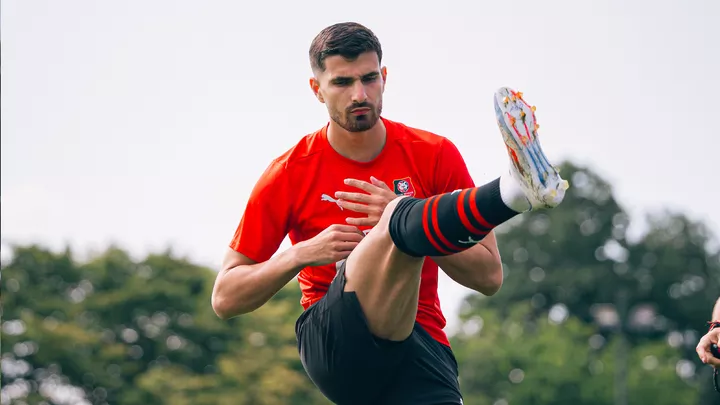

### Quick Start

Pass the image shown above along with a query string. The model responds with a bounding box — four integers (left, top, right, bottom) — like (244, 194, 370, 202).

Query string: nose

(351, 81, 368, 104)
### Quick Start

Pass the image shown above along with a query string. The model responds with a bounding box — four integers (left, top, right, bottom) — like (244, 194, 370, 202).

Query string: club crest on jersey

(393, 177, 416, 197)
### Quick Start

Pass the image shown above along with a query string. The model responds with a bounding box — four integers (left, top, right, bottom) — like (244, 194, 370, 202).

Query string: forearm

(433, 243, 503, 296)
(212, 247, 306, 319)
(713, 297, 720, 320)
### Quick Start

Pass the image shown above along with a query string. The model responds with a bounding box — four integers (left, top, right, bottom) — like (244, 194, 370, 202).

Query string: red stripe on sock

(468, 188, 494, 229)
(422, 196, 453, 255)
(430, 194, 463, 253)
(456, 189, 485, 234)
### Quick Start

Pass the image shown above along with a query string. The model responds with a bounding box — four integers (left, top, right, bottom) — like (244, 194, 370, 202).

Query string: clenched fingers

(327, 224, 363, 234)
(696, 332, 720, 367)
(334, 241, 361, 252)
(334, 231, 365, 243)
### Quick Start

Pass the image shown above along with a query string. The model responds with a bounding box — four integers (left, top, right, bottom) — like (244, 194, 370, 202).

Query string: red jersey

(229, 117, 475, 347)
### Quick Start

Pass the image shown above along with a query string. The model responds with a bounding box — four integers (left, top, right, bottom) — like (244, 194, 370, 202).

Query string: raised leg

(343, 196, 425, 342)
(344, 87, 569, 342)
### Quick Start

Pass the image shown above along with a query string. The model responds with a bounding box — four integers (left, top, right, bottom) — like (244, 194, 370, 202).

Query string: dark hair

(309, 22, 383, 72)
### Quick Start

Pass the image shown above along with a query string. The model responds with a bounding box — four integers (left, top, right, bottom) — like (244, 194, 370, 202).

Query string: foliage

(2, 162, 717, 404)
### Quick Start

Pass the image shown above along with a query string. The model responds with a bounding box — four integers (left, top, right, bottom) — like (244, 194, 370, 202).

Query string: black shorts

(295, 261, 463, 405)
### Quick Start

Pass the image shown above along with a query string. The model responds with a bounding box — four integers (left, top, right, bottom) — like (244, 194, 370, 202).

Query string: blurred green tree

(2, 161, 717, 405)
(466, 162, 719, 334)
(1, 245, 239, 405)
(133, 282, 331, 405)
(451, 304, 699, 405)
(456, 162, 718, 404)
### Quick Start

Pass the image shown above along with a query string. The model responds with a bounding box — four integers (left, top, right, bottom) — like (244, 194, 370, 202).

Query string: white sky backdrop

(2, 0, 718, 333)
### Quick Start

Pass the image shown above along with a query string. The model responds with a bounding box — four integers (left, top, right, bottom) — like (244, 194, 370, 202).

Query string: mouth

(350, 108, 371, 116)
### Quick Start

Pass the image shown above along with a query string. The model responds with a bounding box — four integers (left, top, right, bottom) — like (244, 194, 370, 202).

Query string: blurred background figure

(696, 298, 720, 396)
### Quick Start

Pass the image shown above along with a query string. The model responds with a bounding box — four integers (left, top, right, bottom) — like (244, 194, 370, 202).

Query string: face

(310, 52, 387, 133)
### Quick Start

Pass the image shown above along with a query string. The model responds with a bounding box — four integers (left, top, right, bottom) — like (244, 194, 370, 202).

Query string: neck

(327, 118, 387, 163)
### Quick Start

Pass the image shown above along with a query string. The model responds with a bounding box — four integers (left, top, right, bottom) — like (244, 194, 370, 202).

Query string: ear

(380, 66, 388, 93)
(309, 77, 325, 103)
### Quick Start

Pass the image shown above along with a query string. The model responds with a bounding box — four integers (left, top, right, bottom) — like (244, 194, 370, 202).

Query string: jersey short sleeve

(433, 138, 476, 194)
(229, 160, 293, 263)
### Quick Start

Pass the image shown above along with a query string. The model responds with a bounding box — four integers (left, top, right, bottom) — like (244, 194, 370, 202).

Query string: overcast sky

(2, 0, 718, 333)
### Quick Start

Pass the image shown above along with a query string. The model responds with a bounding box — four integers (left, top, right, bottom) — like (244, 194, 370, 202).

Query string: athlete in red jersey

(229, 118, 475, 347)
(212, 22, 569, 405)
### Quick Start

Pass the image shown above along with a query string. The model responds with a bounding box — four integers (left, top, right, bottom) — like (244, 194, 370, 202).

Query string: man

(697, 297, 720, 366)
(697, 297, 720, 393)
(211, 22, 569, 405)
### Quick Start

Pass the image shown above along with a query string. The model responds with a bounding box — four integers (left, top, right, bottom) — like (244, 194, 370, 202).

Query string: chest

(288, 158, 433, 242)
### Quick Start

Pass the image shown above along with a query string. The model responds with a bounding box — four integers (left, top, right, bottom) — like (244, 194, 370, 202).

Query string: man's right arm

(212, 159, 297, 319)
(211, 221, 366, 319)
(211, 223, 365, 319)
(212, 157, 365, 319)
(211, 247, 307, 319)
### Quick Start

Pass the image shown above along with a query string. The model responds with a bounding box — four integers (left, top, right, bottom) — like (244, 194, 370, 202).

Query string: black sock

(388, 177, 519, 257)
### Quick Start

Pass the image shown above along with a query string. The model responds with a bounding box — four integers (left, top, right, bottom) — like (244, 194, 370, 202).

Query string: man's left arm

(432, 232, 504, 296)
(429, 138, 504, 296)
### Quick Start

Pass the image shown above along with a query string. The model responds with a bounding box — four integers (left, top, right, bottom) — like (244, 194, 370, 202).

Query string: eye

(362, 75, 379, 83)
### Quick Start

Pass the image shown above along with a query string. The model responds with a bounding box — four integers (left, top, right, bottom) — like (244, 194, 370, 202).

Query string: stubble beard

(330, 101, 383, 133)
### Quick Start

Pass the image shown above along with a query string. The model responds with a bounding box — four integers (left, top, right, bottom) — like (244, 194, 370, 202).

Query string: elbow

(475, 261, 504, 296)
(211, 266, 257, 320)
(211, 291, 252, 320)
(211, 293, 234, 320)
(480, 270, 503, 296)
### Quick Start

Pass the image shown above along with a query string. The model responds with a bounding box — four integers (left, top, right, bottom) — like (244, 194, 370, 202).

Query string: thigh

(378, 323, 464, 405)
(296, 261, 412, 405)
(344, 196, 426, 341)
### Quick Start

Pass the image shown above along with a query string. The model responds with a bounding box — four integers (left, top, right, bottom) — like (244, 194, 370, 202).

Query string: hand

(335, 176, 399, 227)
(696, 327, 720, 368)
(293, 224, 365, 267)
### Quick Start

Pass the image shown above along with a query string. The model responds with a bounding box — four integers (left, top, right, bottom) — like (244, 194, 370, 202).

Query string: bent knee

(347, 196, 417, 260)
(373, 196, 409, 234)
(354, 196, 410, 250)
(354, 196, 422, 264)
